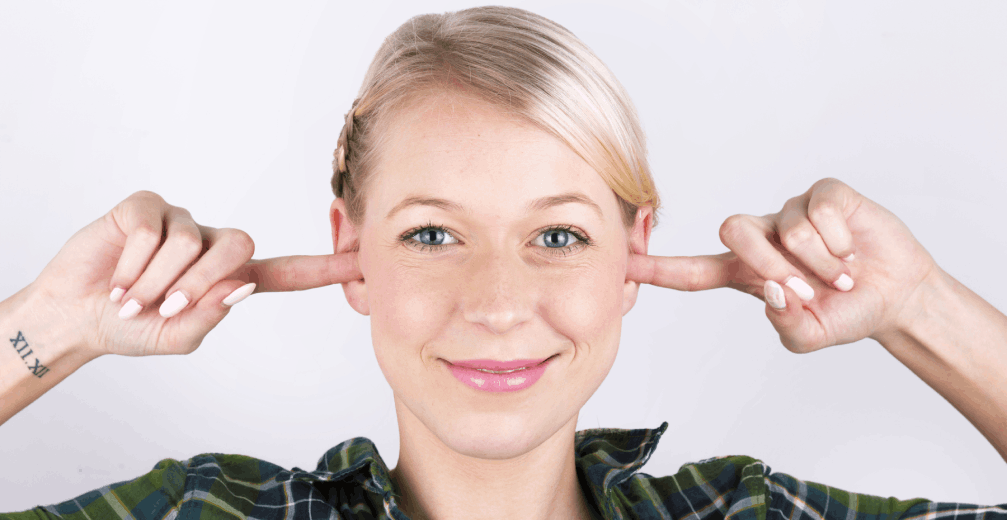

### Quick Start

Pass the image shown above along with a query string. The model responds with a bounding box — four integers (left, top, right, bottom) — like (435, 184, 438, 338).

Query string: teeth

(474, 367, 528, 374)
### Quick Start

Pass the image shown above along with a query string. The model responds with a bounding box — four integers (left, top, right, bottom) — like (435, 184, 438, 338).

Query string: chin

(430, 408, 564, 460)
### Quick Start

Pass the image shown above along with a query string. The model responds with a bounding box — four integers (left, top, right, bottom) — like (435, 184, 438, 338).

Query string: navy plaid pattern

(3, 422, 1005, 519)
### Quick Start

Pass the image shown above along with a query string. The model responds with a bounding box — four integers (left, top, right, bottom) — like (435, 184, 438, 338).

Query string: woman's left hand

(628, 178, 941, 352)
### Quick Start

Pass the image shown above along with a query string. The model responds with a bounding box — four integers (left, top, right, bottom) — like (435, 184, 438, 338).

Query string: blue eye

(534, 229, 580, 248)
(409, 227, 459, 246)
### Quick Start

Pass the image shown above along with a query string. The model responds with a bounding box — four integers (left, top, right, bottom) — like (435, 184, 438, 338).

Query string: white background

(2, 0, 1006, 511)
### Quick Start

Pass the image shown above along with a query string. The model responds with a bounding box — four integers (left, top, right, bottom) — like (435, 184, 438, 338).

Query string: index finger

(627, 252, 735, 291)
(235, 253, 362, 293)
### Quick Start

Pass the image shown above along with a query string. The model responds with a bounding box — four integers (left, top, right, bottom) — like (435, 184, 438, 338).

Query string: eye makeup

(397, 222, 593, 256)
(397, 221, 461, 253)
(530, 224, 590, 257)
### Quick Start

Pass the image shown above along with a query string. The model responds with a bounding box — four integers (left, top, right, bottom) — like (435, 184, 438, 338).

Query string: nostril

(464, 304, 531, 335)
(460, 262, 534, 333)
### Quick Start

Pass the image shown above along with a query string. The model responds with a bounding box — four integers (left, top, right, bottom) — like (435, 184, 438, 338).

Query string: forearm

(0, 284, 96, 426)
(873, 267, 1007, 462)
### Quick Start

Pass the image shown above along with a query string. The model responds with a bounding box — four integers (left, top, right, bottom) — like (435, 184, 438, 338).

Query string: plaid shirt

(3, 422, 1005, 519)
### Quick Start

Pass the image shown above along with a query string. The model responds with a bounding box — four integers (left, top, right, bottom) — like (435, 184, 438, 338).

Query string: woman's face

(334, 91, 650, 459)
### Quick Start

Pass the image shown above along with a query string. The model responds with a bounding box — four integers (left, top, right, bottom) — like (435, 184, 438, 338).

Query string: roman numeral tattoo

(27, 358, 49, 378)
(9, 331, 49, 378)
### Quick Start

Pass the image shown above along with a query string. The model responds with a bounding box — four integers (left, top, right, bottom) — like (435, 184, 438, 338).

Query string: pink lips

(446, 357, 553, 392)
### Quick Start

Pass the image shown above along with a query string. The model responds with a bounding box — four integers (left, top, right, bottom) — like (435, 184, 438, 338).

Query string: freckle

(471, 377, 485, 387)
(506, 377, 526, 386)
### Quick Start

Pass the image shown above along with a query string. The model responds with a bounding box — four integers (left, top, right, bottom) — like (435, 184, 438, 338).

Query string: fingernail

(110, 287, 125, 303)
(764, 280, 786, 310)
(222, 283, 256, 306)
(833, 273, 854, 291)
(118, 299, 142, 320)
(159, 291, 189, 318)
(842, 253, 855, 262)
(784, 276, 815, 301)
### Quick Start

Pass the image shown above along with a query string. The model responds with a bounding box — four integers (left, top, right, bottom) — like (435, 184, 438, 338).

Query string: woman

(1, 5, 1005, 519)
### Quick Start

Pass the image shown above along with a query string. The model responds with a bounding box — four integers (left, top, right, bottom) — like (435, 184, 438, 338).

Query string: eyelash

(398, 222, 592, 256)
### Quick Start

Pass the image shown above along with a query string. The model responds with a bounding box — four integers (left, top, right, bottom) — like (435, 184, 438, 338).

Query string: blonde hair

(331, 6, 660, 226)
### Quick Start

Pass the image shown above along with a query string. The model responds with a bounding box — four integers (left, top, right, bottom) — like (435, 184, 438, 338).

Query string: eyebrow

(528, 193, 604, 219)
(385, 197, 465, 219)
(385, 192, 604, 220)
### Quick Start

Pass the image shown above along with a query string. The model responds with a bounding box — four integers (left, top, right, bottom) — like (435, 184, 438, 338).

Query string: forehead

(366, 92, 619, 220)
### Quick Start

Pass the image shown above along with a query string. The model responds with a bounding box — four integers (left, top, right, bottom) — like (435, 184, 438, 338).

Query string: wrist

(1, 283, 99, 424)
(868, 264, 1007, 462)
(2, 282, 98, 367)
(870, 264, 954, 352)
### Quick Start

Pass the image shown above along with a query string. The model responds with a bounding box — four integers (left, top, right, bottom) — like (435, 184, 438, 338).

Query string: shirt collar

(574, 422, 670, 518)
(290, 422, 670, 519)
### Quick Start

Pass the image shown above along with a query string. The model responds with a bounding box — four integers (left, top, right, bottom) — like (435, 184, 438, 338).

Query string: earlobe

(622, 279, 640, 316)
(622, 206, 654, 315)
(330, 198, 369, 316)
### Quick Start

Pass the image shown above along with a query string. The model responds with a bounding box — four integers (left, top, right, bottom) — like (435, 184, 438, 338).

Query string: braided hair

(328, 6, 660, 227)
(331, 98, 359, 199)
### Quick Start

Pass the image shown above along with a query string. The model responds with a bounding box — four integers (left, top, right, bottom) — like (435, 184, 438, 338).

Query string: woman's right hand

(28, 190, 361, 359)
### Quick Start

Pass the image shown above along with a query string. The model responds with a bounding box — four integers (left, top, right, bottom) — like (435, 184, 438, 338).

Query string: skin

(329, 91, 650, 519)
(2, 77, 1006, 519)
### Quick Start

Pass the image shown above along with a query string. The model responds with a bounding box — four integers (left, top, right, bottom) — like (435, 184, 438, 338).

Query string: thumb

(762, 279, 824, 353)
(167, 279, 255, 353)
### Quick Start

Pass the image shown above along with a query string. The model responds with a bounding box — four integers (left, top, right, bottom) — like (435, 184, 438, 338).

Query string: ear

(330, 198, 369, 316)
(622, 206, 653, 316)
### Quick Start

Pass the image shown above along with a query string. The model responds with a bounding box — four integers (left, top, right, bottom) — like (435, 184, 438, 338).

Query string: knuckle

(186, 267, 215, 290)
(780, 197, 804, 217)
(761, 257, 791, 278)
(808, 202, 838, 222)
(686, 258, 704, 292)
(780, 226, 814, 250)
(224, 229, 255, 259)
(172, 206, 194, 220)
(133, 225, 162, 245)
(277, 261, 303, 288)
(718, 214, 748, 244)
(174, 232, 204, 258)
(813, 177, 843, 190)
(130, 190, 165, 204)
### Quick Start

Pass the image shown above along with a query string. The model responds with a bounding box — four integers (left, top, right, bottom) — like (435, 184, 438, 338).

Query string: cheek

(362, 241, 628, 373)
(366, 254, 459, 355)
(538, 256, 627, 350)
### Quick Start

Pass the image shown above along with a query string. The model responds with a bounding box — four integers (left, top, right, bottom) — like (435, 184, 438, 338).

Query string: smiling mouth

(447, 355, 555, 371)
(445, 356, 557, 392)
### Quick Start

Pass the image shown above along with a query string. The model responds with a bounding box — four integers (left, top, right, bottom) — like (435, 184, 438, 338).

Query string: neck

(389, 399, 599, 520)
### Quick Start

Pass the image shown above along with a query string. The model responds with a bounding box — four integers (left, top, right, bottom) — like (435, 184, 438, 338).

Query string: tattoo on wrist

(9, 331, 50, 378)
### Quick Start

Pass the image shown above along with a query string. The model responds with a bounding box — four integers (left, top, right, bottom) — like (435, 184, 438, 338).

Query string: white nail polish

(833, 273, 854, 291)
(110, 287, 125, 303)
(222, 283, 256, 306)
(119, 299, 142, 320)
(159, 291, 189, 318)
(842, 253, 855, 262)
(764, 280, 786, 310)
(785, 276, 815, 301)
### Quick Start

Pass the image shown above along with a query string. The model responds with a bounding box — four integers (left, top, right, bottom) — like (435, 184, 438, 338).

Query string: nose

(461, 250, 535, 335)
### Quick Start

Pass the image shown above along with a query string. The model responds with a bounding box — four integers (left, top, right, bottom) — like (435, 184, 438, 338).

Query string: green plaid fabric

(3, 422, 1004, 519)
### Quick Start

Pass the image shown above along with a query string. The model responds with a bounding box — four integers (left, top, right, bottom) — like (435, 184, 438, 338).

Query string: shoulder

(6, 453, 302, 519)
(613, 455, 770, 520)
(614, 455, 1007, 520)
(6, 437, 394, 519)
